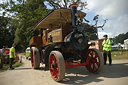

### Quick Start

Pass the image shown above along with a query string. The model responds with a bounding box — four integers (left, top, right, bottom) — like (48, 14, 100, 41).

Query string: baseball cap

(103, 35, 108, 37)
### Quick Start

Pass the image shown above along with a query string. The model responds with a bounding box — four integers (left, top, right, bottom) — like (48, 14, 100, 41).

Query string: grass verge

(18, 52, 26, 56)
(111, 50, 128, 60)
(0, 61, 23, 72)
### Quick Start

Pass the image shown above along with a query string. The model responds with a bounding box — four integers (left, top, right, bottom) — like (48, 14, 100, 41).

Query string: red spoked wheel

(49, 51, 65, 81)
(86, 49, 104, 73)
(31, 47, 40, 69)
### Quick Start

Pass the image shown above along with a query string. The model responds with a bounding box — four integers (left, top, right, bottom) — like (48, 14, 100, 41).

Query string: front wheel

(49, 51, 65, 81)
(85, 49, 104, 73)
(31, 47, 40, 69)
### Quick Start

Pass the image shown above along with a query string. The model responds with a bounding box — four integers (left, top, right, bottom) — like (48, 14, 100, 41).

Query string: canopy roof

(34, 9, 86, 30)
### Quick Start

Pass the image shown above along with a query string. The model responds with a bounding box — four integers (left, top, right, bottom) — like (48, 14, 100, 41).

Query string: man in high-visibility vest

(9, 43, 16, 69)
(102, 35, 112, 66)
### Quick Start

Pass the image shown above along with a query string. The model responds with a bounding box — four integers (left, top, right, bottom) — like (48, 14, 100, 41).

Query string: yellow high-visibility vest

(9, 47, 16, 58)
(102, 39, 111, 51)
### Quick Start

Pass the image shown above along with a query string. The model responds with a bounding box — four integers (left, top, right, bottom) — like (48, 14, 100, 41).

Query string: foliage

(83, 23, 98, 40)
(0, 16, 16, 48)
(0, 0, 50, 50)
(112, 32, 128, 44)
(47, 0, 88, 9)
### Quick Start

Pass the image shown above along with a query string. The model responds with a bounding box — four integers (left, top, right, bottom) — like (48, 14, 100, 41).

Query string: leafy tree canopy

(112, 32, 128, 44)
(0, 16, 16, 48)
(0, 0, 50, 50)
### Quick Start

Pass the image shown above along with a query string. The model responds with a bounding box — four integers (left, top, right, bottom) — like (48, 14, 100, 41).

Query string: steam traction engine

(29, 4, 104, 81)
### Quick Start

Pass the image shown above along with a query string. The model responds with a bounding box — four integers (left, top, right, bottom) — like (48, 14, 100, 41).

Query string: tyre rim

(49, 53, 59, 80)
(31, 48, 34, 67)
(86, 50, 100, 72)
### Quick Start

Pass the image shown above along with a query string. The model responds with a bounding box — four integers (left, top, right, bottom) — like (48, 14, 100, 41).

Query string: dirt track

(0, 56, 128, 85)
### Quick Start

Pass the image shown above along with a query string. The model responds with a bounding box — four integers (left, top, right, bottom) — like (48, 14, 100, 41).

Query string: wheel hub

(51, 63, 56, 69)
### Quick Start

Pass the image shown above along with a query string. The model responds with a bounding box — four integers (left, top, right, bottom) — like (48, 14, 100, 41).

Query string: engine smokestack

(69, 4, 78, 27)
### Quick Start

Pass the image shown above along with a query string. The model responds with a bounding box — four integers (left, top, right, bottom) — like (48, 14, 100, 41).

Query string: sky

(1, 0, 128, 39)
(84, 0, 128, 39)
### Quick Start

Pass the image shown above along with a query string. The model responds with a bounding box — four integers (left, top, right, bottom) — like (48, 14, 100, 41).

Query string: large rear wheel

(31, 47, 40, 69)
(49, 51, 65, 81)
(85, 49, 104, 73)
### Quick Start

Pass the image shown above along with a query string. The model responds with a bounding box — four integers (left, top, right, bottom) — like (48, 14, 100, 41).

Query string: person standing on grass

(102, 35, 112, 66)
(9, 43, 16, 69)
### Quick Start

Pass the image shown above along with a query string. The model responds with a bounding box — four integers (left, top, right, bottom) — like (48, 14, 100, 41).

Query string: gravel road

(0, 56, 128, 85)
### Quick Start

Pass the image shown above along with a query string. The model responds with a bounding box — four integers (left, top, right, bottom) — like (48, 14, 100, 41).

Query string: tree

(83, 23, 98, 40)
(47, 0, 88, 9)
(0, 16, 16, 48)
(113, 32, 128, 44)
(1, 0, 50, 50)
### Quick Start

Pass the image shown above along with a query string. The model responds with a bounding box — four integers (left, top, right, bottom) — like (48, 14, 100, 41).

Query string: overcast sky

(84, 0, 128, 39)
(1, 0, 128, 39)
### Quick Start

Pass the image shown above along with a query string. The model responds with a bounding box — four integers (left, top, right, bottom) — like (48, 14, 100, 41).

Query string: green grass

(18, 52, 26, 56)
(0, 64, 9, 72)
(111, 50, 128, 60)
(26, 52, 31, 58)
(0, 60, 23, 72)
(13, 62, 23, 68)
